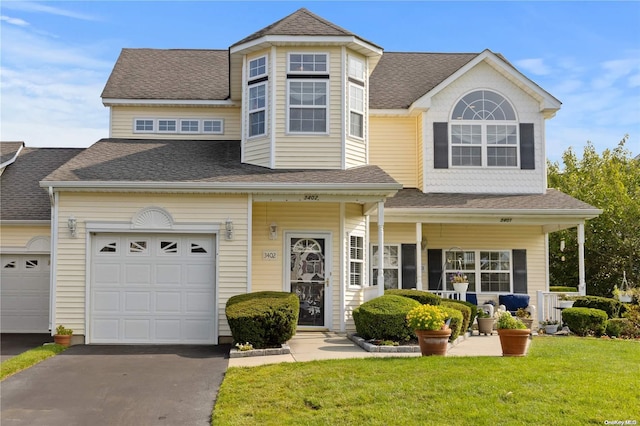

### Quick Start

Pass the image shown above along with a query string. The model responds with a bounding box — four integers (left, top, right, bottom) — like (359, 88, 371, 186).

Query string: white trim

(339, 202, 345, 332)
(248, 81, 268, 138)
(0, 236, 51, 254)
(544, 233, 550, 291)
(416, 223, 423, 290)
(270, 46, 277, 169)
(380, 208, 602, 221)
(86, 221, 220, 233)
(49, 189, 58, 333)
(202, 119, 224, 134)
(442, 248, 513, 293)
(230, 35, 383, 57)
(179, 119, 200, 134)
(287, 51, 329, 75)
(248, 54, 268, 80)
(0, 220, 50, 226)
(133, 118, 155, 133)
(241, 55, 246, 163)
(370, 109, 413, 117)
(157, 118, 178, 133)
(286, 78, 330, 135)
(341, 47, 346, 170)
(247, 194, 253, 293)
(103, 98, 237, 107)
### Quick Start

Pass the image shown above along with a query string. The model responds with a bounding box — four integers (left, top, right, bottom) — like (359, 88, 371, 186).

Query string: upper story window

(450, 90, 518, 167)
(135, 119, 154, 133)
(348, 56, 365, 82)
(203, 119, 223, 134)
(249, 56, 267, 79)
(158, 119, 177, 132)
(349, 84, 364, 138)
(133, 118, 224, 135)
(287, 53, 329, 134)
(248, 83, 266, 137)
(180, 120, 199, 133)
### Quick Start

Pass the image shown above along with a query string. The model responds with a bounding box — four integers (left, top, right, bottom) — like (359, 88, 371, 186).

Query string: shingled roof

(42, 139, 400, 189)
(1, 147, 83, 221)
(385, 188, 600, 213)
(231, 8, 381, 49)
(1, 141, 24, 165)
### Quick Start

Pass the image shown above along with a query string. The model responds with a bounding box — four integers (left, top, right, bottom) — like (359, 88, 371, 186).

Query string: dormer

(229, 8, 383, 170)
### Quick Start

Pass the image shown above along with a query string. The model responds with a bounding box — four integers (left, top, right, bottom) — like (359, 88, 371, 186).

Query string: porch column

(377, 201, 385, 297)
(577, 222, 586, 296)
(416, 223, 422, 290)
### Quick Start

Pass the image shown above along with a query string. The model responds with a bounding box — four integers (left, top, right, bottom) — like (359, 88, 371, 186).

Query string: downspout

(377, 201, 385, 297)
(48, 187, 57, 334)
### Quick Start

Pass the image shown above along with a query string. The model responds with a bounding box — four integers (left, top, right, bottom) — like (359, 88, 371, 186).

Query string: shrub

(562, 307, 608, 336)
(605, 319, 633, 338)
(353, 295, 421, 341)
(573, 296, 622, 318)
(457, 300, 478, 330)
(621, 305, 640, 338)
(385, 289, 441, 306)
(441, 300, 472, 333)
(440, 306, 464, 341)
(496, 312, 527, 330)
(225, 291, 299, 349)
(550, 286, 578, 293)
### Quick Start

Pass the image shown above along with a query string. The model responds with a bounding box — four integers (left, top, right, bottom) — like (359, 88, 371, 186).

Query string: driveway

(1, 344, 230, 426)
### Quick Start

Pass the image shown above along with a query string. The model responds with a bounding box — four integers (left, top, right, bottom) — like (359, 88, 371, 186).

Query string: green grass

(213, 337, 640, 425)
(1, 344, 67, 381)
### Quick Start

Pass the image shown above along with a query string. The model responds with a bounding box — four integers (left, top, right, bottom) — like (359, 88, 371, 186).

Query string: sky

(1, 1, 639, 162)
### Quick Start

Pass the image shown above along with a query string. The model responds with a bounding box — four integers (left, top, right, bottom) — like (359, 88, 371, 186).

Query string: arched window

(450, 90, 518, 167)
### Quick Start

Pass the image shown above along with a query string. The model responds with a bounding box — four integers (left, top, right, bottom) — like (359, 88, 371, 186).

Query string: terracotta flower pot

(54, 334, 72, 347)
(477, 317, 494, 335)
(497, 329, 530, 356)
(415, 329, 451, 356)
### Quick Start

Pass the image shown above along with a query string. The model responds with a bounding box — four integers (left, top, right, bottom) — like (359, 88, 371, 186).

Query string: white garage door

(90, 234, 216, 344)
(1, 254, 50, 333)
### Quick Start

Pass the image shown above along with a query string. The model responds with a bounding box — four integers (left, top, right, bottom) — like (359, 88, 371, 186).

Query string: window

(349, 235, 364, 287)
(288, 81, 327, 133)
(348, 56, 365, 81)
(450, 90, 518, 167)
(180, 120, 199, 133)
(203, 119, 223, 134)
(134, 119, 154, 133)
(371, 244, 400, 289)
(349, 84, 364, 138)
(249, 56, 267, 79)
(249, 83, 266, 137)
(158, 119, 177, 132)
(444, 250, 511, 293)
(289, 53, 327, 73)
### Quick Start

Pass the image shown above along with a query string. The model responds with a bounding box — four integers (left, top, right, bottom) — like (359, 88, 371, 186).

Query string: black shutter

(401, 244, 417, 289)
(433, 122, 449, 169)
(520, 123, 535, 170)
(427, 249, 443, 290)
(512, 249, 528, 293)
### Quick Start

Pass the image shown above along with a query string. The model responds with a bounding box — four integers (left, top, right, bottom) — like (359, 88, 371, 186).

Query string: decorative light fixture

(225, 218, 234, 240)
(68, 216, 77, 237)
(269, 223, 278, 240)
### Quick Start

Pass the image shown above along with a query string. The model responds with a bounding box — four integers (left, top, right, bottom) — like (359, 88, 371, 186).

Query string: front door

(287, 235, 329, 327)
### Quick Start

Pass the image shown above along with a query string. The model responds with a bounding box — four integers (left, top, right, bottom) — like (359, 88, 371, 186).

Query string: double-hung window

(287, 53, 328, 134)
(247, 55, 268, 138)
(349, 235, 364, 287)
(450, 90, 518, 167)
(444, 250, 511, 293)
(348, 56, 365, 139)
(371, 244, 400, 289)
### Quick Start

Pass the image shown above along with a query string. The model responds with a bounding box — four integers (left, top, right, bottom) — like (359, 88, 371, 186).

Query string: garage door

(1, 254, 50, 333)
(90, 234, 216, 344)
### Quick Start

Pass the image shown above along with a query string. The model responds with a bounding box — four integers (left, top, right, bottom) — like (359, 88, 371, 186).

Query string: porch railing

(536, 291, 580, 324)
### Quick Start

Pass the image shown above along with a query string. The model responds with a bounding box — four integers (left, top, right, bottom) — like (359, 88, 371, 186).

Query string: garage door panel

(90, 234, 215, 344)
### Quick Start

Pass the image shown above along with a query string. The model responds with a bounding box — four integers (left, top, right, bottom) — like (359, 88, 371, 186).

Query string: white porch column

(416, 223, 422, 290)
(577, 222, 586, 296)
(377, 201, 385, 297)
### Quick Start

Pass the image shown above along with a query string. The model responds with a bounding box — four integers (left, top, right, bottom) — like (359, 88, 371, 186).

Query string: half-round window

(451, 90, 516, 121)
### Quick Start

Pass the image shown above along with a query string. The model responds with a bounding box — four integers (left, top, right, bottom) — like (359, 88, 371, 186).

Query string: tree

(547, 136, 640, 297)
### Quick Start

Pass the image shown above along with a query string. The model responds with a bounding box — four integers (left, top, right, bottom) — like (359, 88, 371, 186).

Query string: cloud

(2, 1, 98, 21)
(514, 58, 551, 76)
(1, 15, 29, 26)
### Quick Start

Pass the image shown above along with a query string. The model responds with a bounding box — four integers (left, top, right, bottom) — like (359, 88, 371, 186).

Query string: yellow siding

(243, 49, 273, 167)
(252, 202, 343, 330)
(243, 136, 271, 167)
(56, 192, 248, 337)
(110, 106, 241, 139)
(343, 203, 367, 332)
(370, 116, 418, 187)
(273, 47, 343, 169)
(0, 224, 50, 248)
(370, 223, 418, 245)
(422, 224, 546, 302)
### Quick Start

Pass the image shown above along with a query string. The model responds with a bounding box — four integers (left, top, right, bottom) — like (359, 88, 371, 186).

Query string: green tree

(547, 137, 640, 297)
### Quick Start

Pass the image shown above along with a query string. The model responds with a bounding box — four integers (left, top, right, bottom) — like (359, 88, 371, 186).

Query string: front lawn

(1, 344, 67, 381)
(213, 337, 639, 425)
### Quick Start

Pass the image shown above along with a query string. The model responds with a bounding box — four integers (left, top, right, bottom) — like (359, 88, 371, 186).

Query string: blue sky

(1, 1, 639, 162)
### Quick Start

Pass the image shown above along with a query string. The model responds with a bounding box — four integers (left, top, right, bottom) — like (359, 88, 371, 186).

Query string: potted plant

(558, 294, 576, 308)
(613, 286, 637, 303)
(515, 307, 534, 330)
(406, 304, 451, 356)
(450, 271, 469, 293)
(54, 325, 73, 347)
(496, 312, 530, 356)
(540, 319, 559, 335)
(476, 309, 494, 336)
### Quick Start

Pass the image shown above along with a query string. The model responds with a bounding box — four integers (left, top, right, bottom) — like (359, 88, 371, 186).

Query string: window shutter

(401, 244, 417, 289)
(520, 123, 535, 170)
(433, 123, 449, 169)
(512, 249, 527, 293)
(427, 249, 443, 290)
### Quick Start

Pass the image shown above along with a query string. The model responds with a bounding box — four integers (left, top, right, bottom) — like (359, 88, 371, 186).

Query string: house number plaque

(263, 250, 278, 260)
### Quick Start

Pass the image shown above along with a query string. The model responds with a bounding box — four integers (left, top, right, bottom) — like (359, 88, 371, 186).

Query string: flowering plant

(235, 342, 254, 351)
(496, 312, 527, 330)
(406, 304, 447, 330)
(450, 271, 468, 284)
(540, 319, 559, 326)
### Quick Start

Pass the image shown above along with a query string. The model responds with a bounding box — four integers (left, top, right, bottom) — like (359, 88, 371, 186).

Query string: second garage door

(90, 234, 216, 344)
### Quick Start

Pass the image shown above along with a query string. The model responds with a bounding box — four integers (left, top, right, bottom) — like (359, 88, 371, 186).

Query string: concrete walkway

(229, 331, 505, 367)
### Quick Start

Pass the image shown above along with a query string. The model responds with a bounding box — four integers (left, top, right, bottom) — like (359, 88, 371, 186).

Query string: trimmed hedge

(225, 291, 299, 349)
(573, 296, 622, 318)
(385, 289, 441, 306)
(562, 307, 608, 336)
(353, 295, 421, 341)
(440, 306, 464, 342)
(441, 300, 472, 334)
(456, 299, 478, 330)
(550, 286, 578, 292)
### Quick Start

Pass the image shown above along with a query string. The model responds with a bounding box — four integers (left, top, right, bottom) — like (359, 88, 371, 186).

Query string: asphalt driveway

(1, 344, 230, 426)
